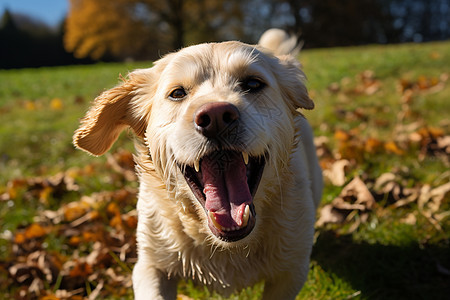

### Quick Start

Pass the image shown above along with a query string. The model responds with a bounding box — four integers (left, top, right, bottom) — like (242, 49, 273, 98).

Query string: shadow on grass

(312, 231, 450, 300)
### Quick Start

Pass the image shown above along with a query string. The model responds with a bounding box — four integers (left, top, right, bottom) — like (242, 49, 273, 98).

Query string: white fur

(73, 29, 322, 300)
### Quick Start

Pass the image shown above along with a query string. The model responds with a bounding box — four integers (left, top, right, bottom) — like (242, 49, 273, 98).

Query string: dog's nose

(194, 102, 240, 138)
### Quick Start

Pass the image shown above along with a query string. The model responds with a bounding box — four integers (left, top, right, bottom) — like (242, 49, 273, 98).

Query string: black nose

(194, 102, 240, 138)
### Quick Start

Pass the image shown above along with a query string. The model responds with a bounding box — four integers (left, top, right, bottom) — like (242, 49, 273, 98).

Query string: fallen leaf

(384, 141, 405, 155)
(70, 210, 100, 227)
(335, 177, 375, 209)
(9, 251, 60, 287)
(107, 202, 121, 216)
(69, 261, 93, 278)
(400, 213, 417, 225)
(69, 236, 82, 246)
(334, 129, 351, 142)
(50, 98, 63, 110)
(323, 159, 350, 186)
(429, 51, 441, 60)
(63, 203, 89, 222)
(24, 223, 48, 239)
(364, 137, 384, 154)
(82, 231, 100, 242)
(24, 100, 36, 111)
(316, 176, 375, 229)
(437, 136, 450, 153)
(14, 233, 27, 244)
(316, 204, 345, 227)
(123, 210, 138, 229)
(354, 70, 381, 95)
(328, 82, 340, 93)
(106, 149, 136, 181)
(109, 214, 123, 230)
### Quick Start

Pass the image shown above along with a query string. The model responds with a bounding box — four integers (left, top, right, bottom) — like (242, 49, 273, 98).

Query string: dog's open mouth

(181, 151, 265, 242)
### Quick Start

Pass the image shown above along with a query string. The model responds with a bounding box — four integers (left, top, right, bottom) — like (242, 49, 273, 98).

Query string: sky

(0, 0, 68, 26)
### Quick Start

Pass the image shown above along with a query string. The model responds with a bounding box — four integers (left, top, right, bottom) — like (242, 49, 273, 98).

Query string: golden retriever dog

(73, 29, 322, 300)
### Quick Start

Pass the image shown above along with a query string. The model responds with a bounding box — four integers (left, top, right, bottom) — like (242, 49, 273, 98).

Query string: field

(0, 41, 449, 299)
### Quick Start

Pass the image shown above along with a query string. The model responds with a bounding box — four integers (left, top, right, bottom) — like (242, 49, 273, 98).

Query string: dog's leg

(262, 270, 308, 300)
(133, 263, 178, 300)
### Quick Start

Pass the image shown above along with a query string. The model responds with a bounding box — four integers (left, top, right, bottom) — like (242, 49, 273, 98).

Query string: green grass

(0, 41, 449, 299)
(0, 62, 147, 183)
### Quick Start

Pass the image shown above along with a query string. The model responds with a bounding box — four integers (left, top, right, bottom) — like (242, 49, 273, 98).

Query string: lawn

(0, 41, 449, 299)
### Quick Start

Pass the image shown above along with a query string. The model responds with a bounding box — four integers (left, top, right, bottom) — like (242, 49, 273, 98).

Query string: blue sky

(0, 0, 68, 26)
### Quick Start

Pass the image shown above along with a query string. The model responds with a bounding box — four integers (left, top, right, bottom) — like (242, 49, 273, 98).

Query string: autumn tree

(64, 0, 160, 60)
(64, 0, 243, 61)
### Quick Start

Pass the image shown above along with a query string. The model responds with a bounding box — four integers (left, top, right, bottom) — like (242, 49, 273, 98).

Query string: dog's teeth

(209, 211, 225, 231)
(209, 208, 251, 233)
(194, 160, 200, 172)
(242, 152, 249, 165)
(241, 205, 250, 228)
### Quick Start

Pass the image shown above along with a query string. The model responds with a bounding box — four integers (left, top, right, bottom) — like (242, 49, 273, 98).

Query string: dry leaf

(365, 137, 383, 154)
(317, 177, 375, 229)
(123, 210, 138, 229)
(340, 176, 375, 210)
(24, 224, 48, 239)
(316, 204, 345, 227)
(384, 141, 405, 155)
(63, 202, 89, 222)
(106, 149, 136, 181)
(24, 100, 36, 111)
(334, 129, 351, 142)
(323, 159, 350, 186)
(107, 202, 121, 216)
(400, 213, 417, 225)
(50, 98, 63, 110)
(69, 261, 93, 278)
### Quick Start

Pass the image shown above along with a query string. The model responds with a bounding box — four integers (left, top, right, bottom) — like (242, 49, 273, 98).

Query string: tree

(247, 0, 398, 48)
(1, 10, 90, 69)
(64, 0, 161, 60)
(64, 0, 243, 61)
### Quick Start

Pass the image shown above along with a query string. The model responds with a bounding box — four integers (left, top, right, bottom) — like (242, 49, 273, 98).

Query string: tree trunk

(169, 0, 184, 49)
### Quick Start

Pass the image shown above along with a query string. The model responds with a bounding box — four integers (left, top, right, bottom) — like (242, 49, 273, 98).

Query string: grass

(0, 41, 449, 299)
(0, 62, 145, 182)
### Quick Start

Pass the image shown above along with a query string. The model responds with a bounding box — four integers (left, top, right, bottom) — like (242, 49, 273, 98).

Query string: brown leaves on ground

(1, 149, 137, 299)
(318, 172, 450, 233)
(317, 70, 449, 233)
(1, 68, 449, 298)
(328, 70, 382, 96)
(317, 176, 375, 231)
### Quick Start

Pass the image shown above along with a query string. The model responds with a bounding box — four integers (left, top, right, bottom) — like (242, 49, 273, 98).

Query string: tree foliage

(64, 0, 242, 61)
(64, 0, 159, 60)
(3, 0, 450, 66)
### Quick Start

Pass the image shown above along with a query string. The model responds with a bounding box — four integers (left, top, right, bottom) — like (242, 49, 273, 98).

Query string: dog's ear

(73, 70, 152, 156)
(277, 55, 314, 110)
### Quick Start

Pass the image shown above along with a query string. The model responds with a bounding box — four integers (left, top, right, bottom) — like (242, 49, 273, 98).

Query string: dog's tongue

(202, 152, 252, 229)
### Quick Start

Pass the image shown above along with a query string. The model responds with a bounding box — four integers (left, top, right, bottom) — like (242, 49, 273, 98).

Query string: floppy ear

(277, 55, 314, 111)
(73, 71, 151, 156)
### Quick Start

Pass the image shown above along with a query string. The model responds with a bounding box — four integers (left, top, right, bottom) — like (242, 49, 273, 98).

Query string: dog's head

(74, 41, 313, 243)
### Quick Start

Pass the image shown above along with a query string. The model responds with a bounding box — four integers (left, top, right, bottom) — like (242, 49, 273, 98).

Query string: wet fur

(74, 32, 322, 300)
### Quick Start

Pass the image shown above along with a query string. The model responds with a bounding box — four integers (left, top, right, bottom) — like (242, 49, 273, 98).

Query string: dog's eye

(169, 88, 187, 100)
(242, 78, 265, 93)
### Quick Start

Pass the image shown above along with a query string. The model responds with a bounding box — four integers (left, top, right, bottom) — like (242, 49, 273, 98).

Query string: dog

(73, 29, 322, 300)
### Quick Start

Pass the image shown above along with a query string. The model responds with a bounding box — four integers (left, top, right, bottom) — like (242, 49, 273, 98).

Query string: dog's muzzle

(181, 102, 265, 242)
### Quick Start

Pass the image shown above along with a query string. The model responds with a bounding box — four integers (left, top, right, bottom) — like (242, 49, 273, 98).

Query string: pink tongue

(202, 152, 252, 228)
